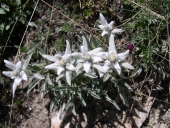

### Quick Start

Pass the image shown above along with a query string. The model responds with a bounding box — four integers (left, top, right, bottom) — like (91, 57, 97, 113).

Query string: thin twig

(14, 0, 40, 63)
(117, 10, 141, 28)
(0, 19, 18, 64)
(129, 0, 166, 21)
(167, 21, 170, 102)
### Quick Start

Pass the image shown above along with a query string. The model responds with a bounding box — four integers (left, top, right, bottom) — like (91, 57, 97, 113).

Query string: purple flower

(127, 43, 135, 52)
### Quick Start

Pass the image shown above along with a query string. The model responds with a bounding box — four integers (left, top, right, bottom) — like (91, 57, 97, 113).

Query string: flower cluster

(40, 13, 134, 85)
(2, 13, 134, 95)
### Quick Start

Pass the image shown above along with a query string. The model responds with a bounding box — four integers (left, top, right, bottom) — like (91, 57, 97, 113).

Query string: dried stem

(129, 0, 166, 21)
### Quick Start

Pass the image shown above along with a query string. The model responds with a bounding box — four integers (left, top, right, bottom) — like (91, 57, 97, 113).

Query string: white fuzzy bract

(2, 55, 31, 96)
(42, 40, 76, 85)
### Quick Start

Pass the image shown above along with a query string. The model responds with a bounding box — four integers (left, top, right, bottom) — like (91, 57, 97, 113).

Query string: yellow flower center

(12, 70, 19, 76)
(85, 54, 91, 61)
(104, 25, 110, 30)
(109, 54, 116, 62)
(59, 59, 66, 67)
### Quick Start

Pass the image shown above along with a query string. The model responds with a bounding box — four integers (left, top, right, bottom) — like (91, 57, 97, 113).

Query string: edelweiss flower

(98, 13, 124, 36)
(72, 36, 103, 73)
(96, 34, 134, 75)
(42, 41, 75, 85)
(2, 56, 31, 96)
(98, 13, 114, 36)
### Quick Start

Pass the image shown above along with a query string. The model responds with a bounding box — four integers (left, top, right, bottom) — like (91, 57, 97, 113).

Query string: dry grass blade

(129, 0, 166, 21)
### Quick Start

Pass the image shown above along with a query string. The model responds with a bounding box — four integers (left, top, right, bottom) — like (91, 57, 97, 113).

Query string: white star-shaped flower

(2, 55, 31, 96)
(72, 36, 103, 74)
(42, 40, 76, 85)
(96, 34, 134, 76)
(98, 13, 124, 36)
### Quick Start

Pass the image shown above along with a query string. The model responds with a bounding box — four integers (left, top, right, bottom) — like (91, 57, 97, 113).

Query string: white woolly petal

(13, 77, 22, 96)
(96, 52, 108, 60)
(65, 40, 71, 54)
(45, 63, 59, 70)
(108, 21, 114, 29)
(42, 54, 58, 62)
(112, 28, 124, 34)
(109, 34, 116, 52)
(2, 71, 13, 78)
(103, 64, 110, 73)
(65, 71, 71, 86)
(82, 36, 88, 53)
(99, 72, 104, 78)
(54, 54, 63, 59)
(117, 50, 130, 61)
(98, 25, 105, 30)
(16, 61, 22, 69)
(71, 52, 83, 58)
(20, 71, 27, 81)
(76, 63, 83, 72)
(121, 62, 134, 69)
(113, 62, 121, 74)
(62, 54, 71, 62)
(57, 67, 65, 75)
(66, 64, 76, 71)
(23, 55, 32, 70)
(92, 56, 103, 63)
(88, 47, 102, 55)
(4, 60, 16, 70)
(99, 13, 108, 25)
(83, 62, 91, 73)
(77, 59, 84, 63)
(101, 31, 108, 36)
(93, 64, 106, 73)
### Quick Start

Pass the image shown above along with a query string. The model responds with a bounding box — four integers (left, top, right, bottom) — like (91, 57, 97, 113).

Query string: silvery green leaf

(72, 104, 76, 116)
(105, 95, 120, 110)
(33, 73, 45, 80)
(127, 68, 142, 79)
(78, 92, 86, 106)
(87, 89, 101, 99)
(65, 71, 71, 85)
(118, 86, 129, 106)
(84, 72, 98, 78)
(23, 54, 32, 70)
(49, 100, 55, 112)
(40, 82, 46, 98)
(121, 81, 133, 91)
(27, 47, 36, 55)
(56, 74, 64, 82)
(27, 79, 41, 94)
(46, 73, 53, 85)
